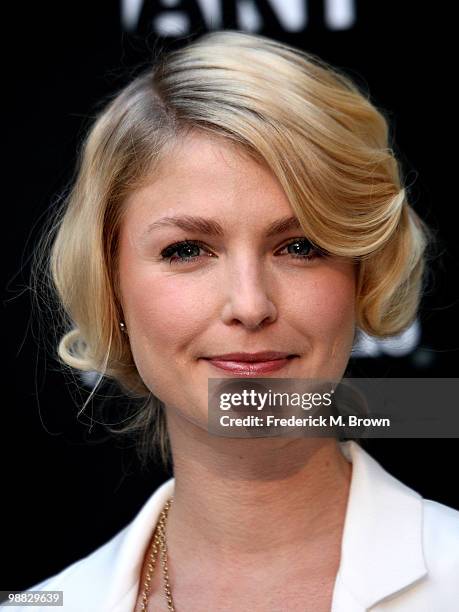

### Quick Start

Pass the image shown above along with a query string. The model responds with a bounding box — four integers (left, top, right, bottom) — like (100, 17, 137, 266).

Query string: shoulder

(2, 477, 175, 612)
(421, 497, 459, 573)
(0, 525, 129, 612)
(338, 441, 459, 609)
(373, 498, 459, 610)
(38, 525, 128, 586)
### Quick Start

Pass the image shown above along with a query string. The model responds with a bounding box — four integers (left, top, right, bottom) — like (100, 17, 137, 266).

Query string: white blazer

(5, 441, 459, 611)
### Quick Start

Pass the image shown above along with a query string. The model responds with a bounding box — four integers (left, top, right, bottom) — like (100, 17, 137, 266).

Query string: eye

(276, 238, 325, 262)
(159, 240, 212, 265)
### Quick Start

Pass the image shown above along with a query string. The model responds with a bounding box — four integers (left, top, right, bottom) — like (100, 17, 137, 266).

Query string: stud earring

(119, 321, 128, 333)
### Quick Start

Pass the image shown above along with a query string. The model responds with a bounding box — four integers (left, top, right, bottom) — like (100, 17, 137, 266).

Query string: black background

(4, 1, 458, 591)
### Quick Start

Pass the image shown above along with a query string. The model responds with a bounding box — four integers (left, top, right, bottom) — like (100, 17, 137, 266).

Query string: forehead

(153, 130, 264, 182)
(123, 130, 294, 226)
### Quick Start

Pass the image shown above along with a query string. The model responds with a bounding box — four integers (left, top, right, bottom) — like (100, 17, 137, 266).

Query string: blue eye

(280, 238, 321, 260)
(159, 238, 325, 266)
(160, 240, 210, 265)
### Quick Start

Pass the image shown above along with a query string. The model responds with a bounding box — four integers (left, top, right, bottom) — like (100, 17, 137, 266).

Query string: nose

(220, 257, 277, 330)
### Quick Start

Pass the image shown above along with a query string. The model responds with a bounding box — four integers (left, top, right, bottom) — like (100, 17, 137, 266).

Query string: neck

(163, 407, 352, 572)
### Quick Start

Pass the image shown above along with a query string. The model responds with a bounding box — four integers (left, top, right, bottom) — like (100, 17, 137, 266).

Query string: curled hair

(31, 30, 435, 469)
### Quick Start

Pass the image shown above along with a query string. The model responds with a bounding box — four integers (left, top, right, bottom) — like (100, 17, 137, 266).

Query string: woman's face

(118, 131, 357, 427)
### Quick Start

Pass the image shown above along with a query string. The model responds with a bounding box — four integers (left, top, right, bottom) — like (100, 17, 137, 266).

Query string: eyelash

(159, 238, 326, 266)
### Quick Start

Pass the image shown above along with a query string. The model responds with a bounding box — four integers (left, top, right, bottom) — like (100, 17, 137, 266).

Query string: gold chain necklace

(140, 497, 175, 611)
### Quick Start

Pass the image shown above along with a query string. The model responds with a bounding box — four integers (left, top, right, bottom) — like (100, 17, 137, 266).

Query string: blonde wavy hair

(31, 30, 435, 470)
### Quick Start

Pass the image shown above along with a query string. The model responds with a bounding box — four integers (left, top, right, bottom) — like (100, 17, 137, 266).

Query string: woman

(14, 30, 458, 611)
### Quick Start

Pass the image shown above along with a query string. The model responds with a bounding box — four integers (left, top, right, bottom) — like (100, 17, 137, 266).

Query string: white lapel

(104, 477, 175, 611)
(331, 441, 428, 611)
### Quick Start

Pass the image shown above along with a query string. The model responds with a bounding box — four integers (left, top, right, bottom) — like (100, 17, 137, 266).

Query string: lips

(204, 351, 295, 362)
(204, 354, 297, 376)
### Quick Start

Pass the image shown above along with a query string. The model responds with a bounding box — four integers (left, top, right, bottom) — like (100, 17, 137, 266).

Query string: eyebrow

(144, 214, 303, 238)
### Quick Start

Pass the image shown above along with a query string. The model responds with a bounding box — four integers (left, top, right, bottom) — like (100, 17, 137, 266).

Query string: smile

(204, 356, 297, 376)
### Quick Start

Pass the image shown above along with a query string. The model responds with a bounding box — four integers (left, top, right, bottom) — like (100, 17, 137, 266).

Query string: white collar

(331, 441, 427, 610)
(99, 440, 427, 611)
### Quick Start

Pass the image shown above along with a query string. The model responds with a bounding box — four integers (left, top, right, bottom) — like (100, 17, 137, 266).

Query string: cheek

(119, 268, 209, 401)
(321, 278, 355, 332)
(121, 269, 208, 351)
(291, 267, 356, 338)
